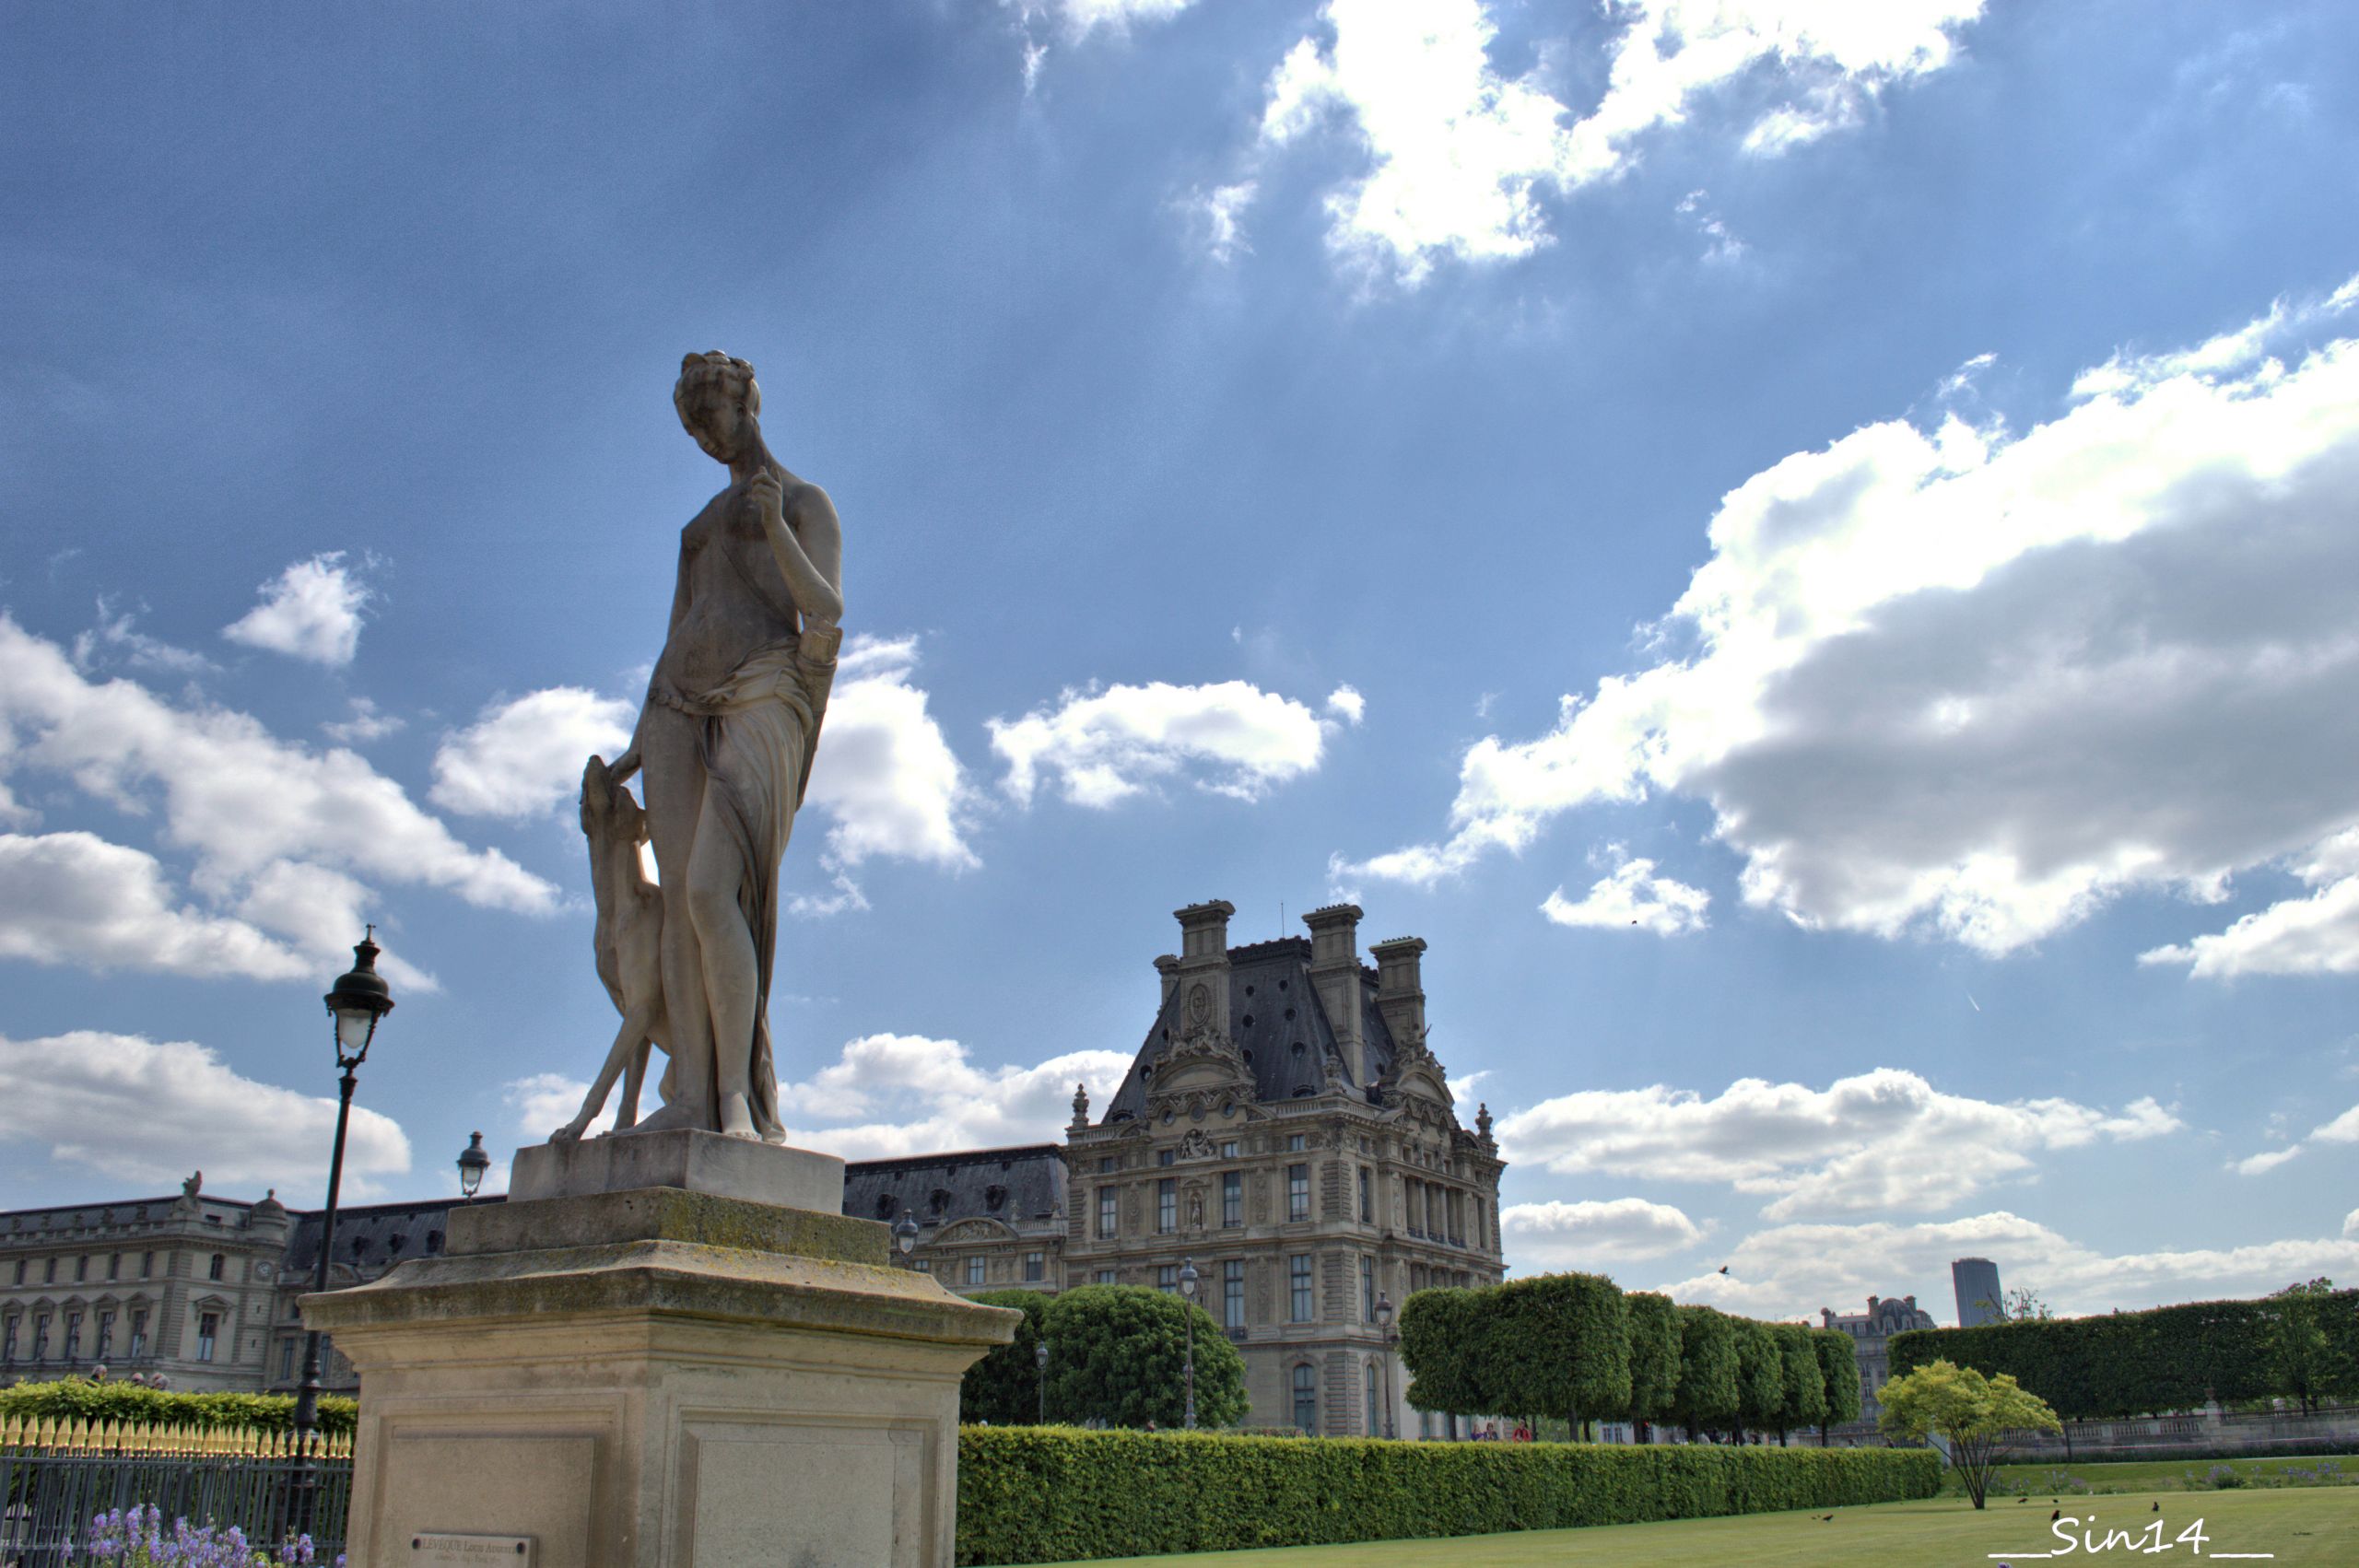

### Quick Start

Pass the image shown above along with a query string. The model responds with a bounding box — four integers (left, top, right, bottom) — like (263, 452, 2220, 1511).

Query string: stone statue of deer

(553, 755, 669, 1142)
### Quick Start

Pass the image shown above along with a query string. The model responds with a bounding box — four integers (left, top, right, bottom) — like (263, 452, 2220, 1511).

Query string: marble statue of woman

(585, 351, 843, 1143)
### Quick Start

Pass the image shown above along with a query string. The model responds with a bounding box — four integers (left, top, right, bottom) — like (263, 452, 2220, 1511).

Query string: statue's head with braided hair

(674, 350, 762, 464)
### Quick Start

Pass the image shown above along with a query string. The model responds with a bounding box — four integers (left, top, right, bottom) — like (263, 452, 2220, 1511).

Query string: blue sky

(6, 0, 2358, 1323)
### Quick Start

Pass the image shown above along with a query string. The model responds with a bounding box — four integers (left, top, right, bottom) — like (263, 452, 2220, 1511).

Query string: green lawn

(1044, 1487, 2359, 1567)
(1964, 1454, 2355, 1495)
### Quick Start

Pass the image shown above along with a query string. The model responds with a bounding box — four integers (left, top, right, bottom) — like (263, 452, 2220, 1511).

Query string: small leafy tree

(1621, 1291, 1684, 1442)
(1813, 1328, 1862, 1445)
(960, 1289, 1051, 1425)
(1986, 1286, 2053, 1323)
(1038, 1284, 1247, 1429)
(1399, 1285, 1489, 1418)
(1878, 1358, 2061, 1508)
(1773, 1323, 1827, 1445)
(1734, 1318, 1786, 1440)
(1668, 1305, 1742, 1440)
(1480, 1273, 1630, 1438)
(2262, 1278, 2354, 1416)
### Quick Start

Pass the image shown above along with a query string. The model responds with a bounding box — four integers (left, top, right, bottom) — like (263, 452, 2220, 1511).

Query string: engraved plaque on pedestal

(411, 1534, 534, 1565)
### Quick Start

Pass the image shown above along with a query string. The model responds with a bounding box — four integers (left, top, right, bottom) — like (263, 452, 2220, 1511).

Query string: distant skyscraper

(1954, 1257, 2003, 1326)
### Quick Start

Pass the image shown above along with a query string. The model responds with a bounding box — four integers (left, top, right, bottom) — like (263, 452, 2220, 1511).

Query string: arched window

(1364, 1362, 1379, 1436)
(1291, 1363, 1318, 1435)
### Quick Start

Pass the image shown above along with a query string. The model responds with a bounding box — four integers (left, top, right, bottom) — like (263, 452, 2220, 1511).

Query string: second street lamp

(1035, 1339, 1050, 1425)
(894, 1211, 919, 1266)
(1375, 1292, 1397, 1439)
(292, 928, 395, 1536)
(455, 1131, 490, 1202)
(1179, 1257, 1200, 1431)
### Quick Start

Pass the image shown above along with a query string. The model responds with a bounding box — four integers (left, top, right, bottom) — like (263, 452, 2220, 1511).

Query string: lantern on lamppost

(894, 1211, 919, 1266)
(456, 1131, 491, 1202)
(1178, 1257, 1200, 1431)
(1035, 1338, 1050, 1425)
(292, 929, 395, 1532)
(1375, 1292, 1398, 1439)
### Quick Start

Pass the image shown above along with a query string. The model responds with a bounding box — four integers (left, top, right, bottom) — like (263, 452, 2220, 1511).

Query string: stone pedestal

(305, 1138, 1016, 1568)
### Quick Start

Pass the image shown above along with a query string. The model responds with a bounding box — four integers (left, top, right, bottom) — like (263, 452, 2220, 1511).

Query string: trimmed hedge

(1888, 1289, 2359, 1420)
(956, 1426, 1941, 1564)
(0, 1377, 358, 1438)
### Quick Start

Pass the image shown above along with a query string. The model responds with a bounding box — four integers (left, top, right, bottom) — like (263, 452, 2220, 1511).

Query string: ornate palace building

(6, 899, 1507, 1437)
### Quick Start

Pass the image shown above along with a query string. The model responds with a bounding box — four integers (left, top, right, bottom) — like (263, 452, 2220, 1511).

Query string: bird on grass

(2050, 1509, 2062, 1521)
(1815, 1514, 1835, 1522)
(2152, 1502, 2162, 1513)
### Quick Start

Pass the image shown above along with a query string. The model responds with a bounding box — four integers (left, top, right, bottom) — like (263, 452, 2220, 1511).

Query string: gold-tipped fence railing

(0, 1415, 351, 1564)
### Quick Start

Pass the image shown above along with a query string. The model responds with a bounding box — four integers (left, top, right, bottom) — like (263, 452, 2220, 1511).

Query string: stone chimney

(1301, 904, 1366, 1089)
(1155, 954, 1180, 1008)
(1368, 935, 1427, 1049)
(1171, 901, 1236, 1040)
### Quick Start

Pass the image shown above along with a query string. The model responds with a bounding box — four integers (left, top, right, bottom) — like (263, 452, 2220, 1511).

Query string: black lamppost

(1035, 1339, 1050, 1425)
(1375, 1292, 1397, 1439)
(455, 1131, 490, 1202)
(1178, 1258, 1200, 1431)
(894, 1211, 919, 1267)
(291, 929, 394, 1535)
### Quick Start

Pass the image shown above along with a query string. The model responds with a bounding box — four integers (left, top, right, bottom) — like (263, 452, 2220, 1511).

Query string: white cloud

(1035, 0, 1193, 40)
(778, 1032, 1135, 1162)
(430, 687, 634, 820)
(1541, 847, 1710, 934)
(1325, 684, 1366, 725)
(2345, 1207, 2359, 1241)
(0, 831, 309, 980)
(73, 600, 216, 677)
(505, 1071, 615, 1143)
(221, 553, 371, 667)
(1654, 1209, 2359, 1322)
(2227, 1099, 2359, 1176)
(0, 614, 555, 942)
(1502, 1197, 1708, 1267)
(323, 697, 403, 745)
(1184, 181, 1258, 264)
(0, 1030, 411, 1200)
(1500, 1068, 2180, 1221)
(990, 678, 1332, 807)
(802, 635, 978, 872)
(1347, 275, 2359, 965)
(1236, 0, 1981, 284)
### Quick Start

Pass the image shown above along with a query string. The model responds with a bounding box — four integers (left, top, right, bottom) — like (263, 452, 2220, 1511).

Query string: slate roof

(842, 1144, 1067, 1231)
(280, 1197, 487, 1276)
(1099, 937, 1402, 1124)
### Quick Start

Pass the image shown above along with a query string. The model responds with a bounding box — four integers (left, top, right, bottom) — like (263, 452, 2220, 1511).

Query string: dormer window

(929, 1188, 953, 1215)
(984, 1185, 1006, 1211)
(874, 1193, 897, 1220)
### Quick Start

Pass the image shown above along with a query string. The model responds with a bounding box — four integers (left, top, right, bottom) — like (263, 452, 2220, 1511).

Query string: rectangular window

(1221, 1170, 1241, 1228)
(1024, 1251, 1044, 1282)
(1095, 1270, 1116, 1285)
(96, 1311, 113, 1359)
(1157, 1149, 1176, 1167)
(280, 1340, 296, 1381)
(107, 1253, 120, 1281)
(1292, 1363, 1318, 1433)
(1361, 1256, 1375, 1322)
(1097, 1188, 1118, 1239)
(1158, 1265, 1178, 1294)
(128, 1311, 147, 1359)
(1157, 1178, 1177, 1234)
(43, 1258, 55, 1284)
(1287, 1132, 1307, 1153)
(75, 1256, 88, 1282)
(1224, 1260, 1245, 1328)
(912, 1259, 931, 1273)
(1405, 1181, 1421, 1237)
(1219, 1141, 1238, 1158)
(140, 1251, 153, 1279)
(32, 1315, 48, 1360)
(1357, 1167, 1371, 1224)
(966, 1257, 986, 1286)
(208, 1254, 225, 1281)
(1287, 1164, 1310, 1223)
(1, 1319, 14, 1360)
(64, 1312, 81, 1360)
(9, 1260, 19, 1285)
(196, 1313, 217, 1363)
(1098, 1156, 1117, 1173)
(1289, 1255, 1312, 1322)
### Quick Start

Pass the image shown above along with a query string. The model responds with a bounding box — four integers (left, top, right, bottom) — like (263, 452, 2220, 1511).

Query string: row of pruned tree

(1888, 1279, 2359, 1421)
(1396, 1272, 1863, 1445)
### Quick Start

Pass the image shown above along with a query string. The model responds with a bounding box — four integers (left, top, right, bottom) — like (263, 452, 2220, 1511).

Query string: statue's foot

(618, 1101, 698, 1137)
(551, 1117, 590, 1145)
(719, 1091, 758, 1141)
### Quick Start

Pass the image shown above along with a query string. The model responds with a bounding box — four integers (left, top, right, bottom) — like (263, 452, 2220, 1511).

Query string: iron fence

(0, 1446, 349, 1566)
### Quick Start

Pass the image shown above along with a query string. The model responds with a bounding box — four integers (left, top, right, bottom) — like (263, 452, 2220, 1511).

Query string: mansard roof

(1099, 937, 1405, 1124)
(841, 1144, 1067, 1230)
(282, 1197, 476, 1276)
